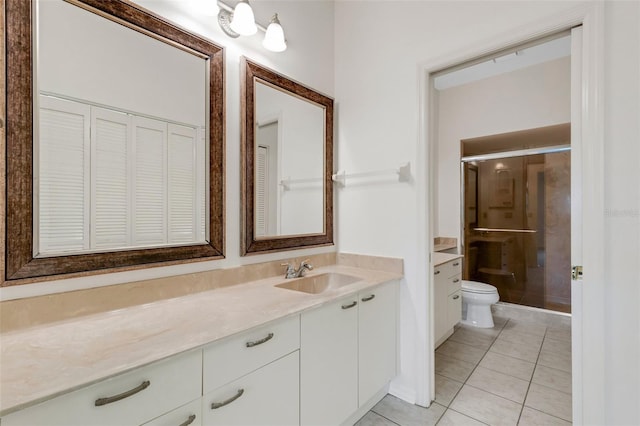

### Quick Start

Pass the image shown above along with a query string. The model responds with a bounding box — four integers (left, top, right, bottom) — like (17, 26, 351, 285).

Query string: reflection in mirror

(4, 0, 225, 283)
(241, 58, 333, 255)
(254, 81, 325, 237)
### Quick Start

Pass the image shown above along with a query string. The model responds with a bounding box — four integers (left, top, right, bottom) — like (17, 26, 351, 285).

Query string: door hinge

(571, 265, 583, 281)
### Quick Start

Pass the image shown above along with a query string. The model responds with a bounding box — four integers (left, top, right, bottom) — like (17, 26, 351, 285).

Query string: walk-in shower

(461, 126, 571, 313)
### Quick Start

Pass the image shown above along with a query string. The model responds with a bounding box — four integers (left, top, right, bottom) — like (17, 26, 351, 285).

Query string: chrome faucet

(282, 259, 314, 279)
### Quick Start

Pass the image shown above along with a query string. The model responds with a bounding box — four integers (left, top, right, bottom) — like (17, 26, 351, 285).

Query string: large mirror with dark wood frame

(4, 0, 225, 284)
(240, 58, 333, 255)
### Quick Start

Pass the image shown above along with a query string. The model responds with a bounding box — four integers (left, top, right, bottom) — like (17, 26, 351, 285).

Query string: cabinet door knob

(246, 332, 274, 348)
(211, 389, 245, 409)
(361, 294, 375, 302)
(452, 294, 460, 300)
(342, 301, 358, 309)
(178, 414, 197, 426)
(453, 262, 460, 266)
(453, 278, 460, 283)
(434, 270, 440, 275)
(94, 380, 150, 406)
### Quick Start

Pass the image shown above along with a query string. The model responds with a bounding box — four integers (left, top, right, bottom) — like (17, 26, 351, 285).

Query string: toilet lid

(462, 280, 497, 294)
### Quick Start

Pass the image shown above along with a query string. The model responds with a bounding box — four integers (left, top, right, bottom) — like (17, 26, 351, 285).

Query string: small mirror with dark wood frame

(240, 58, 333, 255)
(4, 0, 225, 284)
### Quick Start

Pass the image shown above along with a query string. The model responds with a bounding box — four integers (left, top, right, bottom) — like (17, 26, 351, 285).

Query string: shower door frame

(459, 145, 572, 310)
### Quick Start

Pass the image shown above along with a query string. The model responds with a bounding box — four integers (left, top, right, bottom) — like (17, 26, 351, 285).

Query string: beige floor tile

(479, 352, 536, 381)
(531, 364, 572, 395)
(436, 340, 487, 365)
(449, 328, 497, 349)
(537, 348, 571, 373)
(372, 395, 446, 426)
(541, 337, 571, 355)
(466, 366, 530, 403)
(498, 328, 544, 348)
(524, 383, 572, 422)
(545, 327, 571, 342)
(435, 374, 464, 407)
(355, 411, 399, 426)
(489, 338, 541, 363)
(435, 353, 477, 383)
(502, 320, 547, 337)
(450, 385, 522, 426)
(518, 406, 572, 426)
(437, 409, 487, 425)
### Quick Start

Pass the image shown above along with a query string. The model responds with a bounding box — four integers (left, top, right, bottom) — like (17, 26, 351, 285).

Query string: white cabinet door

(447, 290, 462, 331)
(300, 296, 358, 426)
(358, 281, 398, 406)
(202, 351, 299, 426)
(434, 266, 449, 346)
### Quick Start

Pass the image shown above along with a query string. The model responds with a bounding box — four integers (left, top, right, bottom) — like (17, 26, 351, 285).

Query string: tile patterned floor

(355, 312, 572, 426)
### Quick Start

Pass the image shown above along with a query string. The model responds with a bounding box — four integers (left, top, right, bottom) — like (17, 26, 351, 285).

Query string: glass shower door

(463, 151, 571, 313)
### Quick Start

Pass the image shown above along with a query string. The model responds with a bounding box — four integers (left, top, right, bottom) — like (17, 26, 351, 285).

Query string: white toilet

(461, 280, 499, 328)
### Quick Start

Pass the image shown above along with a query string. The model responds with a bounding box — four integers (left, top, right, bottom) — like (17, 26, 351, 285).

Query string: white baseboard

(388, 381, 417, 405)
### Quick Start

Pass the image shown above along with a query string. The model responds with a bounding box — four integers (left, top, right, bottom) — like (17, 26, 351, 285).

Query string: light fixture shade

(230, 0, 257, 36)
(263, 14, 287, 52)
(193, 0, 219, 16)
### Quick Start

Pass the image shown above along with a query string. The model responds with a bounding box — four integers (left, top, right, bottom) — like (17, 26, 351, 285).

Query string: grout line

(516, 322, 548, 425)
(367, 410, 402, 426)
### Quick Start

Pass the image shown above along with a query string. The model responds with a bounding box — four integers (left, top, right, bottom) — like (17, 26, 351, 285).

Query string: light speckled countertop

(433, 252, 463, 266)
(0, 265, 402, 416)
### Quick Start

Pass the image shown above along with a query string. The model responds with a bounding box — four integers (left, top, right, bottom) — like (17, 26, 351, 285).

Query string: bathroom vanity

(433, 253, 464, 347)
(0, 265, 400, 426)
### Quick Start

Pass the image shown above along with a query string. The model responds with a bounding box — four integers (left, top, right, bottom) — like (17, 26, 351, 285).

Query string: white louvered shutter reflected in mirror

(38, 96, 90, 254)
(37, 95, 206, 256)
(91, 107, 130, 249)
(255, 145, 268, 237)
(133, 116, 167, 246)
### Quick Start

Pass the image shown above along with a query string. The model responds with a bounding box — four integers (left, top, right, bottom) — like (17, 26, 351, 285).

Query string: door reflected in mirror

(241, 58, 333, 255)
(254, 81, 325, 238)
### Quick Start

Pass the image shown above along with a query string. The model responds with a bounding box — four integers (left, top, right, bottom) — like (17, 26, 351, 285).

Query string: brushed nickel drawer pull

(453, 278, 460, 283)
(342, 301, 357, 309)
(211, 389, 244, 409)
(179, 414, 197, 426)
(453, 262, 460, 266)
(246, 332, 274, 348)
(362, 294, 376, 302)
(452, 294, 460, 300)
(434, 270, 441, 275)
(94, 380, 150, 406)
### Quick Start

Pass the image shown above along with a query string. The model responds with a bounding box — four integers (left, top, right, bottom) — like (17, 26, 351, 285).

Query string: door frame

(416, 4, 604, 423)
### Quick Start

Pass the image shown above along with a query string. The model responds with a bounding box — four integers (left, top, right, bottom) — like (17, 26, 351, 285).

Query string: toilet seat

(462, 280, 497, 294)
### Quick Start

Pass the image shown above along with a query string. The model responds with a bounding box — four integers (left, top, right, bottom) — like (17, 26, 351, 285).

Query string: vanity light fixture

(263, 14, 287, 52)
(217, 1, 287, 52)
(229, 0, 257, 36)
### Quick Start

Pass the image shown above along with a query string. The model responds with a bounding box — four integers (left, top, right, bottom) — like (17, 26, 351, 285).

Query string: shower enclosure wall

(462, 151, 571, 313)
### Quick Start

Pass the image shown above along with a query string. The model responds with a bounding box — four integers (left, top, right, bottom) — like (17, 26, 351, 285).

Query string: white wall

(0, 0, 335, 300)
(39, 0, 205, 127)
(256, 83, 324, 235)
(436, 57, 570, 239)
(335, 1, 639, 423)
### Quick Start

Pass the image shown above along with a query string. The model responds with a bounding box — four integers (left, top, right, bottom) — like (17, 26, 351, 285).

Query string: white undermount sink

(275, 272, 361, 294)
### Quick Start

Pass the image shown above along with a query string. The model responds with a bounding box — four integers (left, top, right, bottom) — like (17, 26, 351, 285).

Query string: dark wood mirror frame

(240, 58, 333, 255)
(4, 0, 225, 284)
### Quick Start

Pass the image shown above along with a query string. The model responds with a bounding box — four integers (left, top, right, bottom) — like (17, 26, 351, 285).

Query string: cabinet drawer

(447, 274, 462, 295)
(2, 350, 202, 426)
(202, 351, 299, 426)
(203, 315, 300, 393)
(142, 398, 201, 426)
(435, 258, 462, 279)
